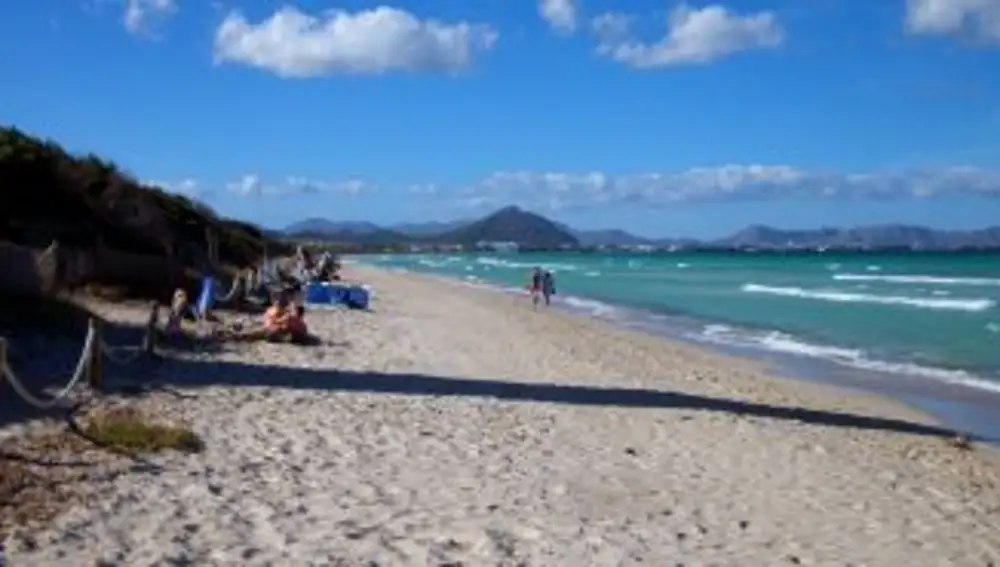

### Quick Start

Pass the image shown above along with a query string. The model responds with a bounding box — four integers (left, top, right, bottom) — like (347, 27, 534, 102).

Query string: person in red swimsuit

(528, 267, 543, 308)
(287, 304, 309, 342)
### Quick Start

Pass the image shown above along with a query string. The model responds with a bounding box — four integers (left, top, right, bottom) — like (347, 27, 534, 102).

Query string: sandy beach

(4, 264, 1000, 566)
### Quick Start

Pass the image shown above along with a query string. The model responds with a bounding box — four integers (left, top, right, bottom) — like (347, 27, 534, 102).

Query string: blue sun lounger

(303, 281, 370, 310)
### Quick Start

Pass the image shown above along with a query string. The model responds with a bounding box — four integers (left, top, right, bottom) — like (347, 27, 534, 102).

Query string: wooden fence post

(87, 318, 103, 390)
(143, 301, 158, 356)
(0, 339, 7, 396)
(205, 227, 219, 268)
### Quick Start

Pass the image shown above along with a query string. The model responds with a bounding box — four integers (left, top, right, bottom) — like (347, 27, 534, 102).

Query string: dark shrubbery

(0, 125, 291, 284)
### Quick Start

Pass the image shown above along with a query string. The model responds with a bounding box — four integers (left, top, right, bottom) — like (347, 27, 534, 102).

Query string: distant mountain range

(285, 218, 470, 237)
(283, 207, 1000, 251)
(713, 224, 1000, 250)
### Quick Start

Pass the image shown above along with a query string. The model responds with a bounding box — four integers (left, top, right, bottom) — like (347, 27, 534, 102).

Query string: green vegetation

(0, 125, 290, 277)
(83, 407, 204, 454)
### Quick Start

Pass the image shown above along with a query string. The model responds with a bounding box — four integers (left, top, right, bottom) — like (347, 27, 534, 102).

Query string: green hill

(432, 206, 579, 248)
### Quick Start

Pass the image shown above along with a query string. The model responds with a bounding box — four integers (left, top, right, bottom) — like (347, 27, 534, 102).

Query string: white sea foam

(417, 258, 456, 269)
(559, 295, 619, 318)
(695, 325, 1000, 394)
(741, 283, 995, 312)
(474, 256, 579, 273)
(834, 273, 1000, 287)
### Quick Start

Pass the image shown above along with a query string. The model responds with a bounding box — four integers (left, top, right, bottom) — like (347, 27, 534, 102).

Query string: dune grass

(83, 407, 204, 454)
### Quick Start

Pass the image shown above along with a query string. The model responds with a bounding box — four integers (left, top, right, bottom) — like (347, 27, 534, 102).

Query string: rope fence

(212, 272, 244, 304)
(1, 236, 266, 410)
(0, 302, 160, 410)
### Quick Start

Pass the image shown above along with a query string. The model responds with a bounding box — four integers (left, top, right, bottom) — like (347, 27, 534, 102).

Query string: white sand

(6, 265, 1000, 566)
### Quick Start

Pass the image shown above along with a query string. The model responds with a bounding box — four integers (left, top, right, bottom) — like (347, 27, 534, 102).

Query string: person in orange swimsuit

(226, 293, 291, 341)
(262, 294, 290, 335)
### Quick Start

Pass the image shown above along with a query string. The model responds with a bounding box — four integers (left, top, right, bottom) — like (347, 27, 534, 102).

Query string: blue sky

(2, 0, 999, 238)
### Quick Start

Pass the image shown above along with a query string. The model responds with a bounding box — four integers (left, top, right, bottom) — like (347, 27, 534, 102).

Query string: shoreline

(360, 259, 1000, 445)
(365, 252, 1000, 391)
(6, 263, 1000, 564)
(353, 265, 949, 429)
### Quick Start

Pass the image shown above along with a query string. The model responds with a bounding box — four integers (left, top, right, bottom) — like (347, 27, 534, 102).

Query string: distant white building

(475, 240, 519, 252)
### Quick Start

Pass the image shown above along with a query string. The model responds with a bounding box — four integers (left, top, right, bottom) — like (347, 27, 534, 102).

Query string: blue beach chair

(194, 276, 217, 320)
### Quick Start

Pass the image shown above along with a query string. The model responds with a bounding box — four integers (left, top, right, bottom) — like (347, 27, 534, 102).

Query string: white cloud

(594, 3, 784, 68)
(592, 12, 633, 42)
(454, 166, 1000, 210)
(212, 6, 498, 77)
(406, 183, 439, 195)
(149, 166, 1000, 212)
(147, 178, 201, 196)
(122, 0, 176, 35)
(325, 179, 370, 196)
(227, 173, 264, 197)
(539, 0, 577, 34)
(906, 0, 1000, 44)
(227, 175, 374, 197)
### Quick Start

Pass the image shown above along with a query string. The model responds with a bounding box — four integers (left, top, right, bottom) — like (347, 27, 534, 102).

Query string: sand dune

(5, 265, 1000, 566)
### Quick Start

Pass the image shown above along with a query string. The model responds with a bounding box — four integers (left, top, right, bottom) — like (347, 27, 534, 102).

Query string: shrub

(83, 407, 204, 454)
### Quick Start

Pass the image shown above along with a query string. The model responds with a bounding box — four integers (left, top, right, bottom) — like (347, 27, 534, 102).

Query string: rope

(101, 302, 158, 366)
(213, 273, 244, 303)
(100, 340, 145, 365)
(0, 325, 96, 409)
(35, 240, 59, 264)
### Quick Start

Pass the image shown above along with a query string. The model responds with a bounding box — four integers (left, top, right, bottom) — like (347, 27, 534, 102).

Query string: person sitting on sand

(286, 304, 309, 342)
(262, 293, 292, 336)
(225, 292, 312, 343)
(165, 289, 189, 337)
(314, 252, 341, 282)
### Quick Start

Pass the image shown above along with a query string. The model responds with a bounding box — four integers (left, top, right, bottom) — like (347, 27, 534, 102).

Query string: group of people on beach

(528, 267, 556, 308)
(294, 247, 340, 283)
(258, 292, 310, 342)
(161, 245, 341, 344)
(166, 288, 310, 344)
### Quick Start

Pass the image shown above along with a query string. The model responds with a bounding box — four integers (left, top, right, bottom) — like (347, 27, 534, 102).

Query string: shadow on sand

(0, 317, 224, 429)
(96, 352, 972, 442)
(0, 308, 974, 441)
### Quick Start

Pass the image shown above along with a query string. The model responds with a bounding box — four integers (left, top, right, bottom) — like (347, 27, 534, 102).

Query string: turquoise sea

(357, 252, 1000, 402)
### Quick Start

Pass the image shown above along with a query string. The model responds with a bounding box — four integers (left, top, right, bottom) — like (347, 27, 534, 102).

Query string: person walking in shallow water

(528, 267, 543, 308)
(542, 270, 556, 306)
